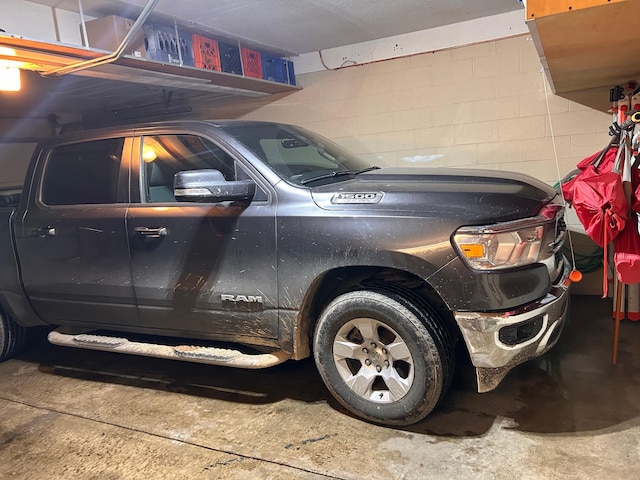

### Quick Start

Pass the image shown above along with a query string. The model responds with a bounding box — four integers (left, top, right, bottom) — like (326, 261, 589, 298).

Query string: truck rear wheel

(0, 310, 27, 362)
(313, 289, 453, 426)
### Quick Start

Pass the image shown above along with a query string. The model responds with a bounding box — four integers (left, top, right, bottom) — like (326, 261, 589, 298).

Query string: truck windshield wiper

(300, 166, 381, 185)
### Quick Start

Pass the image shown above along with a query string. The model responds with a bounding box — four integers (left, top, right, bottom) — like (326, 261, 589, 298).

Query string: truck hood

(310, 167, 558, 223)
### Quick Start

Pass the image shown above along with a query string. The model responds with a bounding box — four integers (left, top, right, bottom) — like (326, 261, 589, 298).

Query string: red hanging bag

(562, 139, 629, 297)
(569, 147, 627, 248)
(562, 140, 618, 204)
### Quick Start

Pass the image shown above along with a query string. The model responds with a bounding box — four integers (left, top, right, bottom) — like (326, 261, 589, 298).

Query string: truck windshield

(221, 124, 374, 186)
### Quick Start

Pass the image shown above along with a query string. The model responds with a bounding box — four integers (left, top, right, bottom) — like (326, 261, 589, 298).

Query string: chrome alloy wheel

(333, 317, 414, 403)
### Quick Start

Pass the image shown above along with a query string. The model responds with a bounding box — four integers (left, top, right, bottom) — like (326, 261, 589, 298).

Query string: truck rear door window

(41, 138, 125, 205)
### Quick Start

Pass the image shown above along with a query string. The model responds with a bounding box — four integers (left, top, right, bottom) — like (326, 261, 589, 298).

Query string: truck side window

(141, 134, 266, 203)
(142, 135, 235, 203)
(41, 138, 125, 205)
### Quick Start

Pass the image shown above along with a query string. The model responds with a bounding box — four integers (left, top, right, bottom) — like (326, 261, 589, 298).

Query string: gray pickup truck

(0, 120, 570, 425)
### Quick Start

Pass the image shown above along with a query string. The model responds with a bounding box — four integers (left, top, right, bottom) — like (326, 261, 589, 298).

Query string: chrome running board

(47, 330, 290, 369)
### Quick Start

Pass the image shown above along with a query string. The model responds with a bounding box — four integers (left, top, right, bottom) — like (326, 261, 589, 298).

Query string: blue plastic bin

(143, 23, 194, 66)
(262, 53, 296, 85)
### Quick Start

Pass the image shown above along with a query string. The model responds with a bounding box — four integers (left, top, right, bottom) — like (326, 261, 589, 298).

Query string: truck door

(126, 133, 278, 340)
(15, 137, 136, 327)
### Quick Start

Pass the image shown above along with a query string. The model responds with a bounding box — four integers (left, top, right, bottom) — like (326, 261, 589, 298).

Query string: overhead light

(0, 46, 21, 91)
(0, 66, 20, 91)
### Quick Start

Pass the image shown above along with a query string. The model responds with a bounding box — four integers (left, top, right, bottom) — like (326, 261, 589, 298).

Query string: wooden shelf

(526, 0, 640, 111)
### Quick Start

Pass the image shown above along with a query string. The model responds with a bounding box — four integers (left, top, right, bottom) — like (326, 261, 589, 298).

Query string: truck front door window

(141, 134, 237, 203)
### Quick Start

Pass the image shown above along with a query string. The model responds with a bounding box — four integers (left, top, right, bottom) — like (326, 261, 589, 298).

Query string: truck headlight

(453, 210, 562, 271)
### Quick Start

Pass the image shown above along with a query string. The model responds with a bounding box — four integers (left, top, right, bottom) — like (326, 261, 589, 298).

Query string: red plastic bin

(241, 47, 262, 78)
(192, 34, 221, 71)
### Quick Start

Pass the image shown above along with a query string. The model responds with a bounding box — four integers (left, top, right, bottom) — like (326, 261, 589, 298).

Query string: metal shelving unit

(0, 33, 298, 97)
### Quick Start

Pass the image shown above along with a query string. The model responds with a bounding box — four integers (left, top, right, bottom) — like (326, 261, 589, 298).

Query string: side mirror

(174, 169, 256, 203)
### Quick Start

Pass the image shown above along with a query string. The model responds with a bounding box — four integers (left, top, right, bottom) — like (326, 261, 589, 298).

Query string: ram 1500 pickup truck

(0, 120, 570, 425)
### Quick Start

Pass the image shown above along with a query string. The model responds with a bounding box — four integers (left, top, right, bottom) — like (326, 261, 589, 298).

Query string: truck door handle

(32, 226, 56, 237)
(134, 226, 167, 238)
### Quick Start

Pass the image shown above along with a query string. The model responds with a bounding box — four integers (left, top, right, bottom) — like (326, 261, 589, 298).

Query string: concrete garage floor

(1, 295, 640, 479)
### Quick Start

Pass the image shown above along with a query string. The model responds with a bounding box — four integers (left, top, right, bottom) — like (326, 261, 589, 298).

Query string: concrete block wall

(211, 34, 613, 189)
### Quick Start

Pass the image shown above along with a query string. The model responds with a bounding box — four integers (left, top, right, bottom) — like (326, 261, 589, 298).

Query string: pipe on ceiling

(41, 0, 160, 77)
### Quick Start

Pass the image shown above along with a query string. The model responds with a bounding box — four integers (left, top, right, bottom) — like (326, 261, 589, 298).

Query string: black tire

(313, 289, 454, 426)
(0, 309, 27, 362)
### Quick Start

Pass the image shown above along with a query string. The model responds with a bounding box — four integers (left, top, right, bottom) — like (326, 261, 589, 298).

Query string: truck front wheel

(0, 310, 27, 362)
(313, 290, 453, 426)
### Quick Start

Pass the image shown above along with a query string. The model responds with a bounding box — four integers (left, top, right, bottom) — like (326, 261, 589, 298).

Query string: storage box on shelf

(82, 15, 145, 58)
(261, 53, 296, 85)
(192, 34, 221, 71)
(143, 23, 194, 66)
(218, 41, 243, 75)
(240, 47, 262, 79)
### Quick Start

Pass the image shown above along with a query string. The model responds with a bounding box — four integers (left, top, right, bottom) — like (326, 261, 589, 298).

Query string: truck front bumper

(453, 257, 571, 393)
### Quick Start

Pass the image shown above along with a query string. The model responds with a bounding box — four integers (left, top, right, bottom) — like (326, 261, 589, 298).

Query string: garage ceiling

(29, 0, 524, 55)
